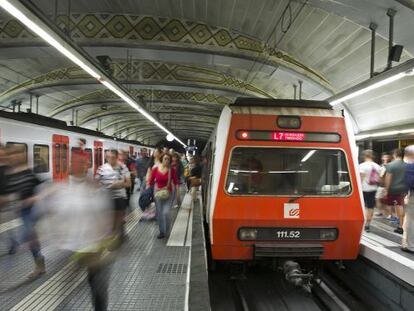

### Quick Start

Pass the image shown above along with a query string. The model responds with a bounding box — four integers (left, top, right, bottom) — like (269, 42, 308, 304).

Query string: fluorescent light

(0, 0, 101, 80)
(0, 0, 187, 147)
(268, 170, 309, 174)
(230, 169, 259, 174)
(330, 72, 406, 106)
(355, 128, 414, 140)
(301, 150, 316, 162)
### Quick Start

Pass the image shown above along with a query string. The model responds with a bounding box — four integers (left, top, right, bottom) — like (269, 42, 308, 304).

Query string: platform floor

(0, 186, 192, 310)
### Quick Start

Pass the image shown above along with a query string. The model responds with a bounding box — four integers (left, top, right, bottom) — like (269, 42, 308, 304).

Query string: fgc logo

(284, 203, 300, 219)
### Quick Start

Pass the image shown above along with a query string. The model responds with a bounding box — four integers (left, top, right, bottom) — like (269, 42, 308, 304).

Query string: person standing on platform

(171, 152, 183, 208)
(135, 148, 150, 192)
(375, 152, 391, 218)
(188, 156, 202, 202)
(359, 150, 381, 232)
(96, 150, 130, 242)
(384, 149, 408, 234)
(147, 152, 180, 239)
(403, 145, 414, 254)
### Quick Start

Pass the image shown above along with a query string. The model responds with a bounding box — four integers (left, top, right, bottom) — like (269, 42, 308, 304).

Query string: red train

(203, 98, 364, 263)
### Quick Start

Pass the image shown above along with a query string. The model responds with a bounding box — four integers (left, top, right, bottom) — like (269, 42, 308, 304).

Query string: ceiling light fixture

(0, 0, 187, 147)
(328, 58, 414, 106)
(355, 128, 414, 140)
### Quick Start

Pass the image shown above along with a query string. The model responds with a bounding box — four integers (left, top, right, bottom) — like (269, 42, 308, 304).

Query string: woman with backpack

(147, 152, 180, 239)
(359, 150, 381, 232)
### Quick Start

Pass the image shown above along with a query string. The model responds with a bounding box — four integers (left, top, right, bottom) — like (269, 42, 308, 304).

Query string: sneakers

(157, 233, 165, 239)
(374, 212, 383, 217)
(394, 227, 404, 234)
(27, 256, 46, 279)
(364, 225, 370, 232)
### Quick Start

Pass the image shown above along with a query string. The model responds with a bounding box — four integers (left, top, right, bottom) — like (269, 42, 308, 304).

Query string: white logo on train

(284, 203, 300, 219)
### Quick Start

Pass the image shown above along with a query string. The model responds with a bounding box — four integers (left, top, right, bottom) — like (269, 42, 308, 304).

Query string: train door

(94, 141, 103, 175)
(52, 134, 69, 181)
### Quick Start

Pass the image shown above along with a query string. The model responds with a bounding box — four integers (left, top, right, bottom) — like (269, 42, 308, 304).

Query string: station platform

(360, 216, 414, 287)
(0, 187, 209, 311)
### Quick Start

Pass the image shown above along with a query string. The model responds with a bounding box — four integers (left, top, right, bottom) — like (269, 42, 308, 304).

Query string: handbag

(190, 177, 202, 187)
(154, 169, 171, 201)
(139, 186, 154, 211)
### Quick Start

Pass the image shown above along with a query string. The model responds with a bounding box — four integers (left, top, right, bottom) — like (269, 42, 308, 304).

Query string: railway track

(209, 264, 368, 311)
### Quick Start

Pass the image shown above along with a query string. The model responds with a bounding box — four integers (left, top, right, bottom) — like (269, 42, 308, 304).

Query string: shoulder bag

(154, 168, 171, 201)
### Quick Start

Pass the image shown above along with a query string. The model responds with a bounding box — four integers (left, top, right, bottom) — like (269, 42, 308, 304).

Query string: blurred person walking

(359, 150, 381, 232)
(384, 149, 408, 234)
(4, 145, 45, 278)
(96, 150, 130, 242)
(41, 153, 114, 310)
(148, 152, 180, 239)
(402, 145, 414, 254)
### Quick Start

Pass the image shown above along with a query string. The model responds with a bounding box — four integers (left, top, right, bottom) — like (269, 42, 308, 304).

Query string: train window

(6, 142, 28, 164)
(54, 143, 61, 174)
(225, 147, 351, 196)
(62, 144, 68, 173)
(33, 144, 49, 173)
(85, 148, 92, 168)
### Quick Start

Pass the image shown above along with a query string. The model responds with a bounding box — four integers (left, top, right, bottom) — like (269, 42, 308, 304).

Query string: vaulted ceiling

(1, 0, 413, 145)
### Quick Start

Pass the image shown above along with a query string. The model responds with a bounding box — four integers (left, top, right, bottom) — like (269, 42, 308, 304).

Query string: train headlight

(319, 228, 338, 241)
(239, 228, 258, 240)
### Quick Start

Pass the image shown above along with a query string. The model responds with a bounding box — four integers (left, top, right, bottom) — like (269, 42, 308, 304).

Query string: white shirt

(38, 180, 112, 252)
(95, 163, 130, 199)
(359, 160, 381, 192)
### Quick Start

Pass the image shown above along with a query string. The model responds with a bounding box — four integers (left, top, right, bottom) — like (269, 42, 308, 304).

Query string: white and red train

(0, 110, 149, 181)
(203, 98, 364, 263)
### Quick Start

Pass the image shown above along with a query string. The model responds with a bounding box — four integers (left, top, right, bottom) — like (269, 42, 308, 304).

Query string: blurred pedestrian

(4, 144, 45, 278)
(40, 153, 114, 311)
(402, 145, 414, 254)
(359, 150, 381, 232)
(384, 149, 407, 234)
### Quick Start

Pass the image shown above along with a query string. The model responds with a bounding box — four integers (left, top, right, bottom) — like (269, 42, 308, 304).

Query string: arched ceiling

(0, 0, 413, 145)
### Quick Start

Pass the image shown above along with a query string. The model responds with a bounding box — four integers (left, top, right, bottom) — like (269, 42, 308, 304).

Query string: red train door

(94, 141, 103, 175)
(52, 134, 69, 181)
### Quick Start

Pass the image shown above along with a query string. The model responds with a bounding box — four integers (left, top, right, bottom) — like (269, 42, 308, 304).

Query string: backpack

(139, 187, 154, 211)
(368, 166, 380, 185)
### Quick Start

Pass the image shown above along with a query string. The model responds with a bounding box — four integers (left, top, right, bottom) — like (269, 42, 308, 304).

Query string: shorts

(114, 198, 127, 211)
(384, 194, 405, 206)
(363, 191, 376, 209)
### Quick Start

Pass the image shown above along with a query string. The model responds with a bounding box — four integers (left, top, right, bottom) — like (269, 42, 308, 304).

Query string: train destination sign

(236, 130, 341, 143)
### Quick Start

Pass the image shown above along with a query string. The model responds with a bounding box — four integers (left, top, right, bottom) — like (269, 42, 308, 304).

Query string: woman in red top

(148, 153, 180, 239)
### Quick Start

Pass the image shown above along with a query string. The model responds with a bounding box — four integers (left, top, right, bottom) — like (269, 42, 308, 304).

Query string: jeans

(20, 208, 42, 258)
(154, 194, 173, 235)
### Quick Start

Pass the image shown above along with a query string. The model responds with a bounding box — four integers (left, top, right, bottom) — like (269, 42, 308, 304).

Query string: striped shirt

(4, 168, 41, 209)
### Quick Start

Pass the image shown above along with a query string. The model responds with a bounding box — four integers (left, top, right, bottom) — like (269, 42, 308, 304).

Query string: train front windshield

(225, 147, 351, 196)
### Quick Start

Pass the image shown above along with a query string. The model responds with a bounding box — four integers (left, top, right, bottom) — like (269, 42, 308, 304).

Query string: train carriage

(203, 98, 364, 262)
(0, 110, 149, 181)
